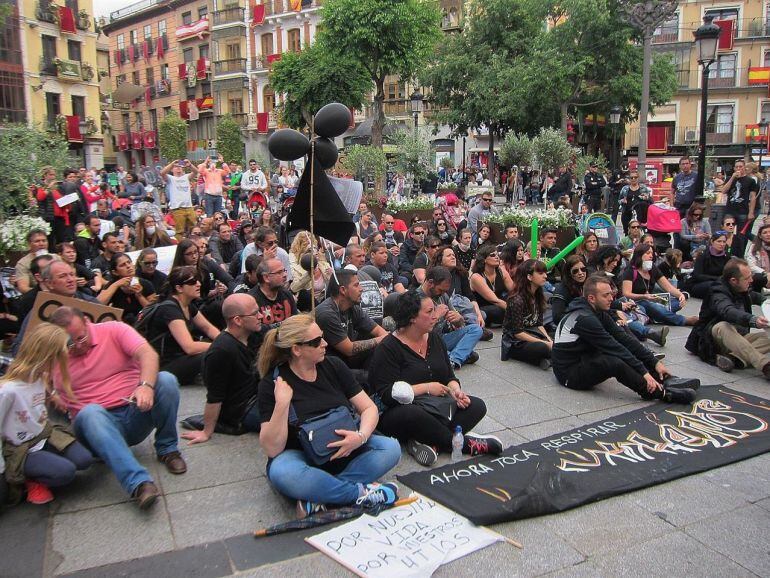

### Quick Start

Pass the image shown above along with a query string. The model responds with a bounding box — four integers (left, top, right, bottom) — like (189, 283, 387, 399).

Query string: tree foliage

(319, 0, 441, 148)
(340, 145, 387, 190)
(216, 114, 244, 167)
(499, 132, 535, 169)
(574, 152, 608, 179)
(390, 129, 433, 185)
(158, 111, 188, 162)
(533, 128, 579, 177)
(270, 43, 371, 131)
(1, 124, 76, 218)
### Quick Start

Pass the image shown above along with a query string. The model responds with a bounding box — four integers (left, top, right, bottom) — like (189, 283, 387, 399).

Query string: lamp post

(409, 89, 423, 196)
(758, 120, 769, 173)
(693, 16, 721, 199)
(609, 105, 622, 172)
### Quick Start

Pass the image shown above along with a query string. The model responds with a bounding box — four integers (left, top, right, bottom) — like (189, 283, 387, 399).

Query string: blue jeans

(73, 372, 180, 495)
(266, 435, 401, 505)
(203, 193, 223, 216)
(638, 295, 685, 326)
(24, 441, 94, 487)
(442, 324, 483, 365)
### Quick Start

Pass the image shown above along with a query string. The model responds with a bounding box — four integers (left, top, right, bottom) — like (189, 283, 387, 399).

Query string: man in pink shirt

(197, 154, 231, 217)
(50, 307, 187, 510)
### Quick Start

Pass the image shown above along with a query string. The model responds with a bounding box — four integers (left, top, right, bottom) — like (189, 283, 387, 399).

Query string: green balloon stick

(546, 235, 584, 271)
(530, 218, 538, 259)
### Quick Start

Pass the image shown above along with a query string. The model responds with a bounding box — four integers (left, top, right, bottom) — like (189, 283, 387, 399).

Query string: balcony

(36, 0, 57, 24)
(56, 58, 82, 82)
(654, 18, 770, 45)
(213, 6, 245, 26)
(708, 70, 737, 89)
(263, 0, 319, 17)
(624, 123, 748, 149)
(214, 58, 247, 75)
(226, 112, 250, 126)
(109, 0, 161, 22)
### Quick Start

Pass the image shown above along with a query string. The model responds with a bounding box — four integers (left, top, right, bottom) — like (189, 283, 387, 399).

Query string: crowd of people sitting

(2, 156, 770, 520)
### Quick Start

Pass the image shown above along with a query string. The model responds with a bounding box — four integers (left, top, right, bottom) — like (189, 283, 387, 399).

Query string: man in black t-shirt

(182, 294, 264, 442)
(368, 242, 406, 295)
(315, 269, 388, 369)
(249, 258, 297, 327)
(722, 160, 759, 231)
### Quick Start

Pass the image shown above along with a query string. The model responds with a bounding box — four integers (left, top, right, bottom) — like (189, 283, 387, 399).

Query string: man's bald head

(222, 293, 257, 320)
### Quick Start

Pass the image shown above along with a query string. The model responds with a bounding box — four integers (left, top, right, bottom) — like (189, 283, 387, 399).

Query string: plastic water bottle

(451, 426, 464, 463)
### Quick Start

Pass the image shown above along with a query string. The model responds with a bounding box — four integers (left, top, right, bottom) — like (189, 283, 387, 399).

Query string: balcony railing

(110, 0, 161, 22)
(214, 58, 247, 74)
(225, 112, 249, 126)
(263, 0, 319, 17)
(252, 55, 266, 70)
(624, 123, 750, 149)
(39, 57, 57, 75)
(653, 18, 770, 45)
(213, 6, 245, 26)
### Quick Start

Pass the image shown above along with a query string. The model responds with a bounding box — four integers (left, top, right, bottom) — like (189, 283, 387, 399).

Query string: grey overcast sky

(93, 0, 131, 19)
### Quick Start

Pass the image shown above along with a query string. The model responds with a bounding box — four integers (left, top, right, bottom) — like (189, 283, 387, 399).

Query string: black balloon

(314, 103, 352, 139)
(312, 137, 338, 170)
(268, 128, 310, 161)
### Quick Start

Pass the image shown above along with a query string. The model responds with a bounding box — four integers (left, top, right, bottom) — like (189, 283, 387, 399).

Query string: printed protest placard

(306, 494, 503, 577)
(358, 279, 383, 320)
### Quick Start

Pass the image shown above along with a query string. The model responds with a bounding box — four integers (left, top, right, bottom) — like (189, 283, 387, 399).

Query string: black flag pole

(309, 116, 316, 316)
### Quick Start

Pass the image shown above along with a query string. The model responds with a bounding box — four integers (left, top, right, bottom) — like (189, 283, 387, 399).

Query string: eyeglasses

(487, 253, 499, 258)
(142, 260, 158, 266)
(230, 311, 260, 320)
(268, 268, 286, 276)
(630, 176, 639, 179)
(437, 222, 446, 227)
(630, 225, 640, 229)
(67, 334, 88, 349)
(723, 222, 735, 227)
(299, 335, 324, 348)
(180, 277, 200, 286)
(412, 231, 425, 236)
(571, 266, 587, 275)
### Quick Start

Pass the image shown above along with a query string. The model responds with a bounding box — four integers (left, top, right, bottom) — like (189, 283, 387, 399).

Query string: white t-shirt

(166, 174, 193, 209)
(0, 379, 48, 473)
(240, 169, 268, 192)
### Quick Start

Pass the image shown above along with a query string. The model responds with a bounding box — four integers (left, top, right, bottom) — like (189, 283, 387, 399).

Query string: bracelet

(138, 380, 155, 390)
(356, 430, 368, 445)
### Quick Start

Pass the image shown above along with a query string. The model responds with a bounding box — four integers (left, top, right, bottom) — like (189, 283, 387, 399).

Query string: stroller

(581, 213, 620, 246)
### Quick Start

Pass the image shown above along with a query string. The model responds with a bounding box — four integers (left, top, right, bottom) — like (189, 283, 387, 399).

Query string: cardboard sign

(27, 291, 123, 334)
(306, 495, 503, 577)
(125, 244, 176, 274)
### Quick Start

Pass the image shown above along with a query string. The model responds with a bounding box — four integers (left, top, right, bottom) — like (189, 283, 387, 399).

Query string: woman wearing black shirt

(502, 259, 552, 368)
(721, 214, 748, 258)
(257, 314, 401, 517)
(551, 254, 587, 324)
(97, 253, 155, 324)
(688, 232, 731, 299)
(368, 291, 501, 467)
(470, 244, 514, 327)
(136, 248, 168, 294)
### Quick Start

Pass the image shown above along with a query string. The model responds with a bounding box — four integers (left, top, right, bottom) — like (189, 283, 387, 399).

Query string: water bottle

(451, 426, 464, 463)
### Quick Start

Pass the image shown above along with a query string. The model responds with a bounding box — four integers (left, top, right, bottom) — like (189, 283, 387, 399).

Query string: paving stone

(541, 496, 674, 557)
(58, 541, 232, 578)
(458, 365, 523, 399)
(485, 392, 569, 429)
(226, 528, 322, 571)
(177, 385, 208, 418)
(532, 384, 642, 415)
(701, 454, 770, 502)
(756, 497, 770, 512)
(684, 504, 770, 576)
(0, 503, 49, 578)
(51, 498, 175, 574)
(513, 416, 585, 441)
(230, 552, 348, 577)
(471, 414, 507, 434)
(166, 478, 294, 548)
(725, 378, 770, 400)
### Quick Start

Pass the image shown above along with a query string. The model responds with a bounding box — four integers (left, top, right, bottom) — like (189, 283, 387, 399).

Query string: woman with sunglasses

(721, 214, 748, 258)
(136, 248, 168, 294)
(502, 259, 553, 368)
(619, 172, 651, 234)
(431, 218, 455, 246)
(97, 253, 156, 325)
(412, 235, 443, 287)
(687, 232, 732, 299)
(367, 291, 501, 467)
(172, 239, 232, 303)
(256, 314, 401, 517)
(552, 255, 587, 324)
(679, 203, 711, 261)
(619, 220, 644, 258)
(144, 266, 220, 385)
(470, 244, 514, 327)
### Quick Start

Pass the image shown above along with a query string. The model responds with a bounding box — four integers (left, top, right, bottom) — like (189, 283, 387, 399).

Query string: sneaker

(662, 387, 697, 404)
(25, 480, 53, 505)
(716, 354, 735, 373)
(539, 358, 552, 370)
(480, 328, 494, 341)
(463, 432, 504, 456)
(465, 351, 480, 365)
(356, 482, 399, 508)
(451, 360, 462, 371)
(407, 439, 438, 467)
(654, 352, 666, 361)
(296, 499, 327, 520)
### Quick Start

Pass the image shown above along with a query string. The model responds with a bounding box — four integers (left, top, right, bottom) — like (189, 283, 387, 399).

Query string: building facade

(626, 1, 770, 175)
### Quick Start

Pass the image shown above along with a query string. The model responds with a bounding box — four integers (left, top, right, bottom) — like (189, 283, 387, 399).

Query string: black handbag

(413, 394, 457, 426)
(289, 404, 360, 466)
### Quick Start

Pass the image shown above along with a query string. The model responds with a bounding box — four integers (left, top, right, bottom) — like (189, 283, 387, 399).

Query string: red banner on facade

(179, 100, 189, 119)
(257, 112, 269, 133)
(131, 132, 143, 149)
(252, 3, 265, 25)
(178, 63, 187, 80)
(59, 6, 76, 34)
(117, 134, 129, 151)
(156, 36, 165, 59)
(142, 40, 150, 60)
(66, 115, 83, 143)
(143, 130, 157, 149)
(196, 57, 208, 80)
(715, 19, 734, 50)
(266, 53, 282, 66)
(145, 87, 152, 106)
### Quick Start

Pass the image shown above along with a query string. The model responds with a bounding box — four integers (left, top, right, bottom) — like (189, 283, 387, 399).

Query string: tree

(340, 145, 387, 192)
(533, 127, 578, 178)
(574, 152, 608, 179)
(390, 129, 433, 188)
(499, 132, 535, 169)
(216, 114, 244, 166)
(270, 42, 371, 131)
(319, 0, 441, 148)
(0, 124, 75, 218)
(158, 111, 187, 162)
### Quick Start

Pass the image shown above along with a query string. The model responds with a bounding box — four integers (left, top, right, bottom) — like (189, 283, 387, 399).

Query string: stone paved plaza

(2, 299, 769, 578)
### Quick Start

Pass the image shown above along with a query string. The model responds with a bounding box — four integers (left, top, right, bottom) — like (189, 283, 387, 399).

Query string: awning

(112, 82, 146, 104)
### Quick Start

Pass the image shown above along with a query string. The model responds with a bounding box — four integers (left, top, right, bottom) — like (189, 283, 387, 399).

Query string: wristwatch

(356, 430, 368, 445)
(137, 380, 155, 390)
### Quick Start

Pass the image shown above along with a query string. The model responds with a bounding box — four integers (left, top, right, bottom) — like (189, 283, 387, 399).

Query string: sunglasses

(299, 335, 323, 348)
(571, 266, 587, 275)
(724, 222, 735, 227)
(180, 277, 200, 286)
(487, 253, 499, 258)
(482, 198, 492, 202)
(142, 260, 158, 266)
(413, 231, 425, 236)
(715, 230, 728, 236)
(429, 244, 441, 249)
(630, 225, 640, 229)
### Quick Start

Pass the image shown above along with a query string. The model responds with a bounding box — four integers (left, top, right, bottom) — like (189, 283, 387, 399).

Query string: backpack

(134, 300, 180, 356)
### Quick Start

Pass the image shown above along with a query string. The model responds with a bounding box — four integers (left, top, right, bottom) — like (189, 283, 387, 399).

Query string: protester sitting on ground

(16, 254, 56, 321)
(620, 244, 697, 327)
(587, 245, 623, 277)
(721, 214, 748, 258)
(432, 218, 455, 246)
(496, 224, 520, 253)
(294, 252, 333, 312)
(453, 228, 476, 271)
(144, 266, 220, 385)
(367, 290, 501, 467)
(619, 219, 644, 257)
(470, 245, 514, 327)
(97, 253, 155, 324)
(256, 314, 401, 518)
(576, 232, 599, 259)
(686, 258, 770, 379)
(255, 208, 277, 232)
(172, 239, 232, 305)
(240, 226, 292, 282)
(181, 294, 264, 442)
(57, 242, 102, 296)
(368, 242, 406, 295)
(679, 203, 711, 261)
(50, 306, 186, 510)
(418, 266, 483, 369)
(473, 223, 494, 251)
(656, 248, 684, 288)
(289, 233, 332, 297)
(499, 239, 525, 277)
(0, 324, 94, 505)
(136, 248, 167, 294)
(551, 254, 587, 324)
(398, 224, 426, 279)
(118, 172, 146, 203)
(315, 269, 388, 371)
(232, 253, 262, 294)
(250, 258, 298, 327)
(73, 215, 103, 268)
(501, 259, 553, 368)
(134, 214, 174, 250)
(355, 210, 378, 240)
(744, 224, 770, 291)
(208, 222, 243, 266)
(90, 231, 121, 276)
(412, 235, 443, 286)
(687, 232, 731, 299)
(14, 229, 52, 294)
(552, 275, 696, 404)
(237, 220, 254, 248)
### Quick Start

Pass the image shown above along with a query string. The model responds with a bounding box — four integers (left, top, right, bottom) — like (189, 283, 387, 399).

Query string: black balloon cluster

(267, 102, 351, 169)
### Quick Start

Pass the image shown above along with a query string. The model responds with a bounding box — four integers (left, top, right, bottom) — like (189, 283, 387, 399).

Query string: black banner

(398, 387, 770, 526)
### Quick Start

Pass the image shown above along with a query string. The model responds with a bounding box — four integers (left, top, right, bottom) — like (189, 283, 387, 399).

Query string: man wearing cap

(584, 162, 607, 213)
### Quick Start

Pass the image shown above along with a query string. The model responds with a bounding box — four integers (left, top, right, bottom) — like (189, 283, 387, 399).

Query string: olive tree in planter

(216, 114, 244, 167)
(340, 145, 388, 195)
(158, 111, 188, 163)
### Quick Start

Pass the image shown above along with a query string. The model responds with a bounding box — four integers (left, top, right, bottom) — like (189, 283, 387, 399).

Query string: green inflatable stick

(545, 235, 584, 271)
(530, 218, 538, 259)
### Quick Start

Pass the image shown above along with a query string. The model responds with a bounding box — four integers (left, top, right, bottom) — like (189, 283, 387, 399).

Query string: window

(198, 5, 207, 19)
(41, 35, 57, 70)
(65, 0, 79, 14)
(160, 64, 169, 80)
(708, 53, 737, 87)
(762, 102, 770, 124)
(132, 71, 140, 86)
(705, 103, 734, 143)
(263, 85, 274, 113)
(143, 25, 152, 40)
(135, 112, 143, 129)
(149, 109, 158, 132)
(386, 81, 404, 101)
(261, 33, 273, 56)
(0, 71, 26, 123)
(186, 85, 196, 100)
(163, 106, 172, 117)
(122, 113, 130, 133)
(182, 11, 192, 25)
(67, 40, 81, 62)
(200, 81, 211, 97)
(226, 43, 241, 59)
(199, 44, 209, 60)
(130, 30, 139, 45)
(146, 67, 155, 86)
(45, 92, 60, 127)
(287, 28, 301, 52)
(183, 47, 194, 63)
(158, 20, 167, 38)
(653, 13, 679, 43)
(117, 34, 125, 50)
(228, 96, 243, 114)
(662, 47, 691, 88)
(71, 95, 85, 118)
(764, 50, 770, 67)
(704, 8, 739, 38)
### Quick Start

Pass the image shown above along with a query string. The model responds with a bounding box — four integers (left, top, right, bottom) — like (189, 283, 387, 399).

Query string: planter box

(0, 250, 27, 268)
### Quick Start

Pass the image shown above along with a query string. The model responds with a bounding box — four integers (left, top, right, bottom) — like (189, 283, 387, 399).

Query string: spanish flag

(748, 67, 770, 85)
(290, 0, 302, 11)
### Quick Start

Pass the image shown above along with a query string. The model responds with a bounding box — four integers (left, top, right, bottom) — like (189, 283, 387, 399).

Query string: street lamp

(409, 89, 423, 195)
(758, 120, 769, 172)
(693, 16, 721, 199)
(609, 105, 622, 172)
